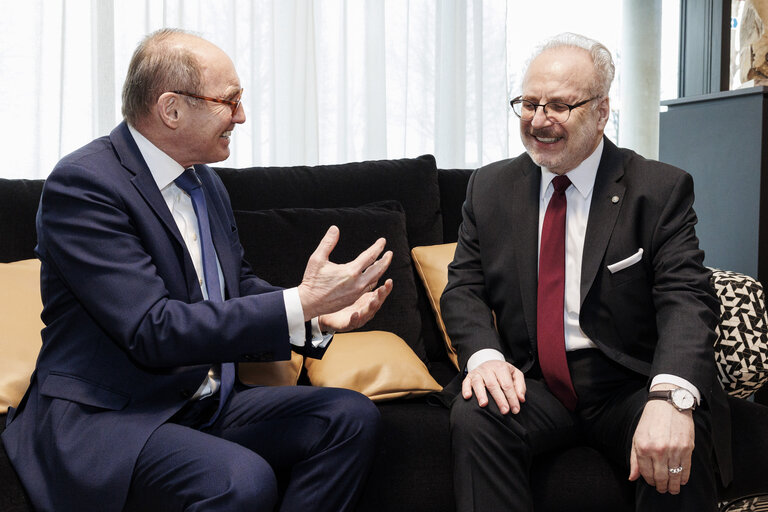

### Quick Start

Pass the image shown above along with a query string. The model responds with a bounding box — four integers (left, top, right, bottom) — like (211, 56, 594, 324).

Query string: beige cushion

(0, 259, 43, 413)
(238, 350, 304, 386)
(411, 243, 459, 369)
(304, 331, 442, 401)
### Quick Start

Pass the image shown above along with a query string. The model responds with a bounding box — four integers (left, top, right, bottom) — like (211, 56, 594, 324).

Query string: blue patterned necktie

(175, 167, 235, 427)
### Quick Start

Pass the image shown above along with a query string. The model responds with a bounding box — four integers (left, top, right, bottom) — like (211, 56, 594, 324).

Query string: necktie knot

(175, 168, 201, 193)
(552, 175, 571, 194)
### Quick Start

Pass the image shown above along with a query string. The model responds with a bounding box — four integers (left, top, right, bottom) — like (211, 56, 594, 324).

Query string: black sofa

(1, 154, 767, 512)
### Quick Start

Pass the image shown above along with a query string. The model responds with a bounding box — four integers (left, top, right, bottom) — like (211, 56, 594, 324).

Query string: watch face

(671, 389, 695, 410)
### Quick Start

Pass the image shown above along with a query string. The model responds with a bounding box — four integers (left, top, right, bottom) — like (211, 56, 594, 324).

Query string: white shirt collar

(127, 124, 186, 190)
(540, 138, 604, 200)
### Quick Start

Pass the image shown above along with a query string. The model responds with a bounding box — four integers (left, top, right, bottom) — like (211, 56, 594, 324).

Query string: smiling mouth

(221, 130, 232, 139)
(533, 135, 561, 144)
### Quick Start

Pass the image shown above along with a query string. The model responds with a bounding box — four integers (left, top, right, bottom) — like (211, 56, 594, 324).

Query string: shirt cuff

(284, 287, 307, 347)
(283, 288, 333, 348)
(466, 348, 506, 372)
(310, 317, 334, 348)
(650, 374, 702, 405)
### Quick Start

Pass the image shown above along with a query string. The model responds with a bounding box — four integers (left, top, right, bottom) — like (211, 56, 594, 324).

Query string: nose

(530, 105, 552, 129)
(233, 102, 246, 124)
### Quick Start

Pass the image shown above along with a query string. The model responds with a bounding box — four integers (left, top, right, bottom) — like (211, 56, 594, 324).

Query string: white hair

(527, 32, 615, 98)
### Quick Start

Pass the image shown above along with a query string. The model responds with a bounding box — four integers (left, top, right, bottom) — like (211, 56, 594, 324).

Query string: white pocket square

(607, 248, 644, 274)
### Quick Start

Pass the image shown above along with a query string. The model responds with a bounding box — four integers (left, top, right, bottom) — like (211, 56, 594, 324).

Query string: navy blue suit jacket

(2, 122, 319, 511)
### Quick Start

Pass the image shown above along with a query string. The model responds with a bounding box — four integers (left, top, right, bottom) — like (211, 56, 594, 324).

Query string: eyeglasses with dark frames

(510, 96, 597, 124)
(173, 89, 244, 116)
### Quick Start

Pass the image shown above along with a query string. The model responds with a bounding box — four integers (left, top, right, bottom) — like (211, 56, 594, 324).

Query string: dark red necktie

(537, 174, 578, 411)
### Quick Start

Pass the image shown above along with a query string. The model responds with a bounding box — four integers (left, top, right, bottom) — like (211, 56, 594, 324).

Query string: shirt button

(199, 278, 203, 286)
(193, 233, 198, 241)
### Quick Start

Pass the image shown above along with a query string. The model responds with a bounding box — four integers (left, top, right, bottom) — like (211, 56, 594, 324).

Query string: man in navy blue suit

(2, 28, 393, 512)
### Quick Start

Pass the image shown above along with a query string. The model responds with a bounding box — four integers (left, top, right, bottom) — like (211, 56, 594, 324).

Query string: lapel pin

(611, 195, 620, 204)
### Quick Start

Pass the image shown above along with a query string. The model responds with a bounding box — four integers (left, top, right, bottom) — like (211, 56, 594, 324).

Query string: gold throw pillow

(304, 331, 441, 401)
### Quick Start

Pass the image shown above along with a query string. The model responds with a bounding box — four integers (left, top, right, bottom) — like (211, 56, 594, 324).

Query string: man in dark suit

(441, 32, 731, 511)
(2, 28, 394, 512)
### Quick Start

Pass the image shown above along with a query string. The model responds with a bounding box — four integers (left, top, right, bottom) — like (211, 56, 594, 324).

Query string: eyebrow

(522, 95, 573, 104)
(221, 85, 242, 100)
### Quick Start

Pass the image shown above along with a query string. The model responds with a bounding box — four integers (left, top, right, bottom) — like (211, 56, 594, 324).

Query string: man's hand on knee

(461, 360, 526, 415)
(628, 399, 694, 495)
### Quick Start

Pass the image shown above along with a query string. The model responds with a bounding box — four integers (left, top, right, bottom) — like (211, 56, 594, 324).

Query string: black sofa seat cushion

(234, 201, 424, 359)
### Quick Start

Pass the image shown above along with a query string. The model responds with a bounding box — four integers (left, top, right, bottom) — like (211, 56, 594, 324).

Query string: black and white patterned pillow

(719, 493, 768, 512)
(710, 269, 768, 398)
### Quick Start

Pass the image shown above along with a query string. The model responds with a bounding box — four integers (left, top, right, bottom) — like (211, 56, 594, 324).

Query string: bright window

(0, 1, 681, 178)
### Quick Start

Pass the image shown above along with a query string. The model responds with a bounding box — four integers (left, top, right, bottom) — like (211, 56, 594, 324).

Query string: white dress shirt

(127, 125, 330, 399)
(466, 139, 700, 404)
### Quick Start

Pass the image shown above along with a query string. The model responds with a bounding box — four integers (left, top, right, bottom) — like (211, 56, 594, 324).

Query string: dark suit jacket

(440, 137, 732, 485)
(1, 122, 323, 512)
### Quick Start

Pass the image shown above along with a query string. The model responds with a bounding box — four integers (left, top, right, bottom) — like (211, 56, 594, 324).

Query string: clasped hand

(298, 225, 393, 332)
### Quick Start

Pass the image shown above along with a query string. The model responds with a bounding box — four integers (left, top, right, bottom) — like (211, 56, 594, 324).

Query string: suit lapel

(110, 122, 202, 301)
(580, 138, 626, 303)
(111, 123, 187, 249)
(511, 157, 541, 345)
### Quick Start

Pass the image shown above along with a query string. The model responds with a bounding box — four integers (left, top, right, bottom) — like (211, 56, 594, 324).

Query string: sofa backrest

(0, 179, 45, 263)
(0, 157, 473, 263)
(215, 154, 444, 249)
(438, 168, 472, 244)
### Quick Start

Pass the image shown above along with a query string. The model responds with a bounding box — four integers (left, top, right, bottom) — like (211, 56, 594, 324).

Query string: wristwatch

(647, 389, 697, 411)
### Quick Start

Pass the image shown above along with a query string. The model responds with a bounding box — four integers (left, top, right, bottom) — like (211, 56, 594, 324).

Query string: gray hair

(121, 28, 204, 126)
(527, 32, 615, 99)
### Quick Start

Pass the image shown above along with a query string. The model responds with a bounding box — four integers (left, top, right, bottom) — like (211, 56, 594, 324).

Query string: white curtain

(1, 0, 638, 179)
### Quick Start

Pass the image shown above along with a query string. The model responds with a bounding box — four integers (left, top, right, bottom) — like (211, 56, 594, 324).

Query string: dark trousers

(450, 349, 717, 512)
(124, 384, 381, 512)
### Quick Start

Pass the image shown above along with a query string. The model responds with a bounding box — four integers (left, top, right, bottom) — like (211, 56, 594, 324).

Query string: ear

(595, 96, 610, 132)
(157, 92, 181, 129)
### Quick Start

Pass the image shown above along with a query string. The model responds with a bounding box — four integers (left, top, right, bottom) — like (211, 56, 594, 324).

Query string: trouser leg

(571, 350, 718, 512)
(449, 378, 577, 512)
(633, 407, 717, 512)
(208, 384, 381, 512)
(124, 421, 279, 512)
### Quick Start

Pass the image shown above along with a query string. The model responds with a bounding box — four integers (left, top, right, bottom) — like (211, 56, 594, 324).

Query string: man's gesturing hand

(298, 225, 393, 329)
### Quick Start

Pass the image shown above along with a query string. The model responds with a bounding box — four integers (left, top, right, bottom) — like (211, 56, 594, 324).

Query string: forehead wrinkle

(522, 48, 593, 103)
(190, 41, 240, 98)
(207, 62, 241, 96)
